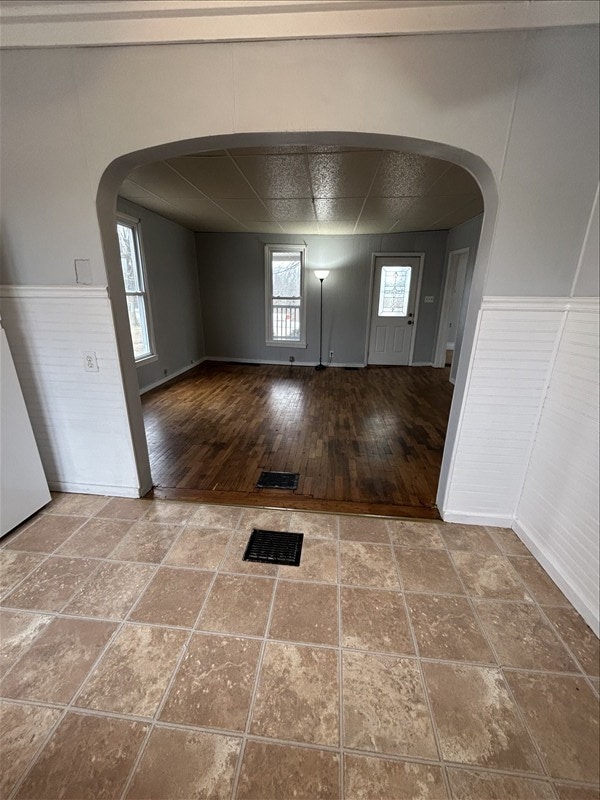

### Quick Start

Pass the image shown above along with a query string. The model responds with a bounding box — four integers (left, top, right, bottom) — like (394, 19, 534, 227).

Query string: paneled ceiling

(120, 145, 483, 235)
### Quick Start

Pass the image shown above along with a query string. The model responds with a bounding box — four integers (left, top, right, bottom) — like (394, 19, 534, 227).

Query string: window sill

(266, 341, 307, 349)
(135, 354, 159, 367)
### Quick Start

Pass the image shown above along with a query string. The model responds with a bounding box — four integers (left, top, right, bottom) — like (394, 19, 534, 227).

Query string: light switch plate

(75, 259, 92, 285)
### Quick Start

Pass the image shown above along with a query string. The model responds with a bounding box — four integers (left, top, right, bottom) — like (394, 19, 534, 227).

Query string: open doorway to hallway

(142, 361, 454, 518)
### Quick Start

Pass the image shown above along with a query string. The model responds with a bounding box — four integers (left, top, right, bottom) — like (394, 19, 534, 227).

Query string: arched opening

(97, 131, 498, 517)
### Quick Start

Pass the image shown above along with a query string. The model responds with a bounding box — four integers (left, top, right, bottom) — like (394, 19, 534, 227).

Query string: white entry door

(368, 255, 420, 365)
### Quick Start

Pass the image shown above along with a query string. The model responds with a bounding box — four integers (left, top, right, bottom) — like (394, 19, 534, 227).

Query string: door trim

(433, 247, 470, 368)
(364, 252, 425, 366)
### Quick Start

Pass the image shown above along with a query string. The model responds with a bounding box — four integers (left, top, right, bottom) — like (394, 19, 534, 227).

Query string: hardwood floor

(142, 362, 454, 518)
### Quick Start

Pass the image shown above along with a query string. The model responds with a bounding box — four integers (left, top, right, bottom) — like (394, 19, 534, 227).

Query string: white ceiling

(120, 145, 484, 235)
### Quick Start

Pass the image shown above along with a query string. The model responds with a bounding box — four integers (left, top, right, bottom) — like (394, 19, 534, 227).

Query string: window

(265, 245, 306, 347)
(378, 265, 412, 317)
(116, 215, 155, 362)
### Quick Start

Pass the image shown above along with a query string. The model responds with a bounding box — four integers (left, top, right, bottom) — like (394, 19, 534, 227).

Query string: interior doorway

(434, 247, 470, 372)
(367, 254, 422, 366)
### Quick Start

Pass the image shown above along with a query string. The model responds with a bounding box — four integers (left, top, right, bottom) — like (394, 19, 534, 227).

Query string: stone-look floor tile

(3, 556, 97, 612)
(269, 581, 339, 646)
(250, 642, 339, 746)
(239, 508, 291, 533)
(189, 503, 244, 529)
(46, 492, 109, 516)
(544, 606, 600, 677)
(4, 514, 88, 553)
(474, 600, 577, 672)
(0, 700, 62, 799)
(341, 586, 414, 655)
(440, 524, 501, 554)
(76, 623, 186, 717)
(554, 784, 600, 800)
(505, 671, 600, 783)
(446, 768, 556, 800)
(129, 567, 213, 627)
(486, 526, 531, 556)
(387, 520, 445, 549)
(508, 556, 569, 605)
(422, 662, 542, 772)
(161, 633, 261, 731)
(1, 617, 117, 703)
(278, 538, 338, 583)
(125, 726, 241, 800)
(343, 650, 437, 759)
(63, 562, 155, 619)
(0, 610, 53, 677)
(15, 711, 148, 800)
(164, 526, 233, 570)
(395, 548, 464, 594)
(289, 511, 338, 539)
(340, 542, 399, 589)
(345, 754, 447, 800)
(220, 535, 278, 576)
(339, 515, 390, 543)
(590, 677, 600, 695)
(109, 520, 182, 563)
(198, 574, 274, 636)
(236, 741, 340, 800)
(142, 499, 197, 524)
(407, 594, 494, 663)
(451, 552, 531, 601)
(95, 496, 152, 521)
(56, 518, 135, 558)
(0, 550, 44, 596)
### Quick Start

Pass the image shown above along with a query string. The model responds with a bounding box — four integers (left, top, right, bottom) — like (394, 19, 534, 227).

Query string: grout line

(388, 527, 454, 800)
(117, 564, 221, 800)
(336, 535, 345, 800)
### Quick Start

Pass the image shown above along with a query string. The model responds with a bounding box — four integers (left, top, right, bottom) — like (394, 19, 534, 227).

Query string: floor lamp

(314, 270, 330, 370)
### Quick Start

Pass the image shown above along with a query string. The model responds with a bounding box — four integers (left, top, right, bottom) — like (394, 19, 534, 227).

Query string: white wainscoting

(515, 303, 599, 634)
(441, 299, 564, 525)
(0, 286, 141, 497)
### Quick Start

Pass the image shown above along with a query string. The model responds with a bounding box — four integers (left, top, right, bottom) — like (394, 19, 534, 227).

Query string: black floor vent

(243, 529, 304, 567)
(256, 471, 299, 490)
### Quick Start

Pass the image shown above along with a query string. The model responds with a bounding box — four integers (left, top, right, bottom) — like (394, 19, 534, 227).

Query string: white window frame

(116, 212, 157, 365)
(265, 244, 307, 348)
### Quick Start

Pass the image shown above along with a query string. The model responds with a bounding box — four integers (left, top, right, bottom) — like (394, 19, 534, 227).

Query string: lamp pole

(314, 270, 329, 370)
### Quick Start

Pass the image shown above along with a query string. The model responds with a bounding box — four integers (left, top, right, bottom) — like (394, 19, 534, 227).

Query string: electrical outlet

(424, 295, 435, 303)
(289, 356, 295, 363)
(83, 351, 99, 372)
(329, 350, 334, 362)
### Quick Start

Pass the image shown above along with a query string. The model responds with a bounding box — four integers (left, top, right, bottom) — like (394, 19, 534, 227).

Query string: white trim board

(441, 511, 514, 528)
(139, 358, 206, 395)
(482, 296, 599, 312)
(0, 285, 109, 300)
(514, 519, 599, 637)
(204, 356, 366, 369)
(48, 481, 143, 499)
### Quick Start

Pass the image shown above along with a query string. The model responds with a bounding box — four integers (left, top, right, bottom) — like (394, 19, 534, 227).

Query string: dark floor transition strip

(243, 529, 304, 567)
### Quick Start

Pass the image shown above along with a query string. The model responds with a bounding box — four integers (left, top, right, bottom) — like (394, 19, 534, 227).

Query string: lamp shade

(314, 270, 330, 281)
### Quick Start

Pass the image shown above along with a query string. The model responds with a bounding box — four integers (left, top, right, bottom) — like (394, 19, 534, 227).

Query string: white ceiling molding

(0, 0, 597, 49)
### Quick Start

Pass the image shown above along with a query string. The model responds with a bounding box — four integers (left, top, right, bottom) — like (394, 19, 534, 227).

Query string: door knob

(407, 320, 413, 325)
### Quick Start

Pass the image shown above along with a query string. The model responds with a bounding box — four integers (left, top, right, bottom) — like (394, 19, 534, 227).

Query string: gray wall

(117, 198, 205, 391)
(194, 230, 449, 366)
(443, 214, 484, 382)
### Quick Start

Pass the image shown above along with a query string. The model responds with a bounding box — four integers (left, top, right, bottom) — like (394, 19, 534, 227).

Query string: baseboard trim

(139, 358, 206, 395)
(48, 481, 142, 498)
(204, 357, 366, 369)
(513, 518, 600, 637)
(441, 510, 514, 527)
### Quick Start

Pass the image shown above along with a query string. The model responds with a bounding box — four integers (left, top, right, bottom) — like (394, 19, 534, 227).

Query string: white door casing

(434, 248, 470, 368)
(367, 254, 422, 366)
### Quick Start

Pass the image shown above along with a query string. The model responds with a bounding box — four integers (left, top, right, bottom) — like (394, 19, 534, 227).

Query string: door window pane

(378, 265, 412, 317)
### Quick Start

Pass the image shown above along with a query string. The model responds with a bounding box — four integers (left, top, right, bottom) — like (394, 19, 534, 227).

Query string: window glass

(117, 219, 154, 361)
(266, 246, 306, 346)
(378, 265, 412, 317)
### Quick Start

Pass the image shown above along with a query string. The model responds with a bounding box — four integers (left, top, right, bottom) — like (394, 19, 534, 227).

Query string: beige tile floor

(0, 493, 598, 800)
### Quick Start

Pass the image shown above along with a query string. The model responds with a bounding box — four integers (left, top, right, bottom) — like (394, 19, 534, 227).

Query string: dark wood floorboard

(142, 362, 454, 518)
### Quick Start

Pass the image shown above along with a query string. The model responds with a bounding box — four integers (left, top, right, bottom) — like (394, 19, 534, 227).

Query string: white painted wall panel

(0, 287, 141, 496)
(443, 307, 563, 522)
(516, 307, 599, 633)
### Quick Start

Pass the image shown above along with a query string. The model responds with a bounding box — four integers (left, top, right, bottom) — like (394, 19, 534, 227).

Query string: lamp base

(315, 363, 327, 371)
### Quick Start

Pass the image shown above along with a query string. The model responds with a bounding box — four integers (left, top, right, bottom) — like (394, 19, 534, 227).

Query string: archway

(97, 131, 498, 514)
